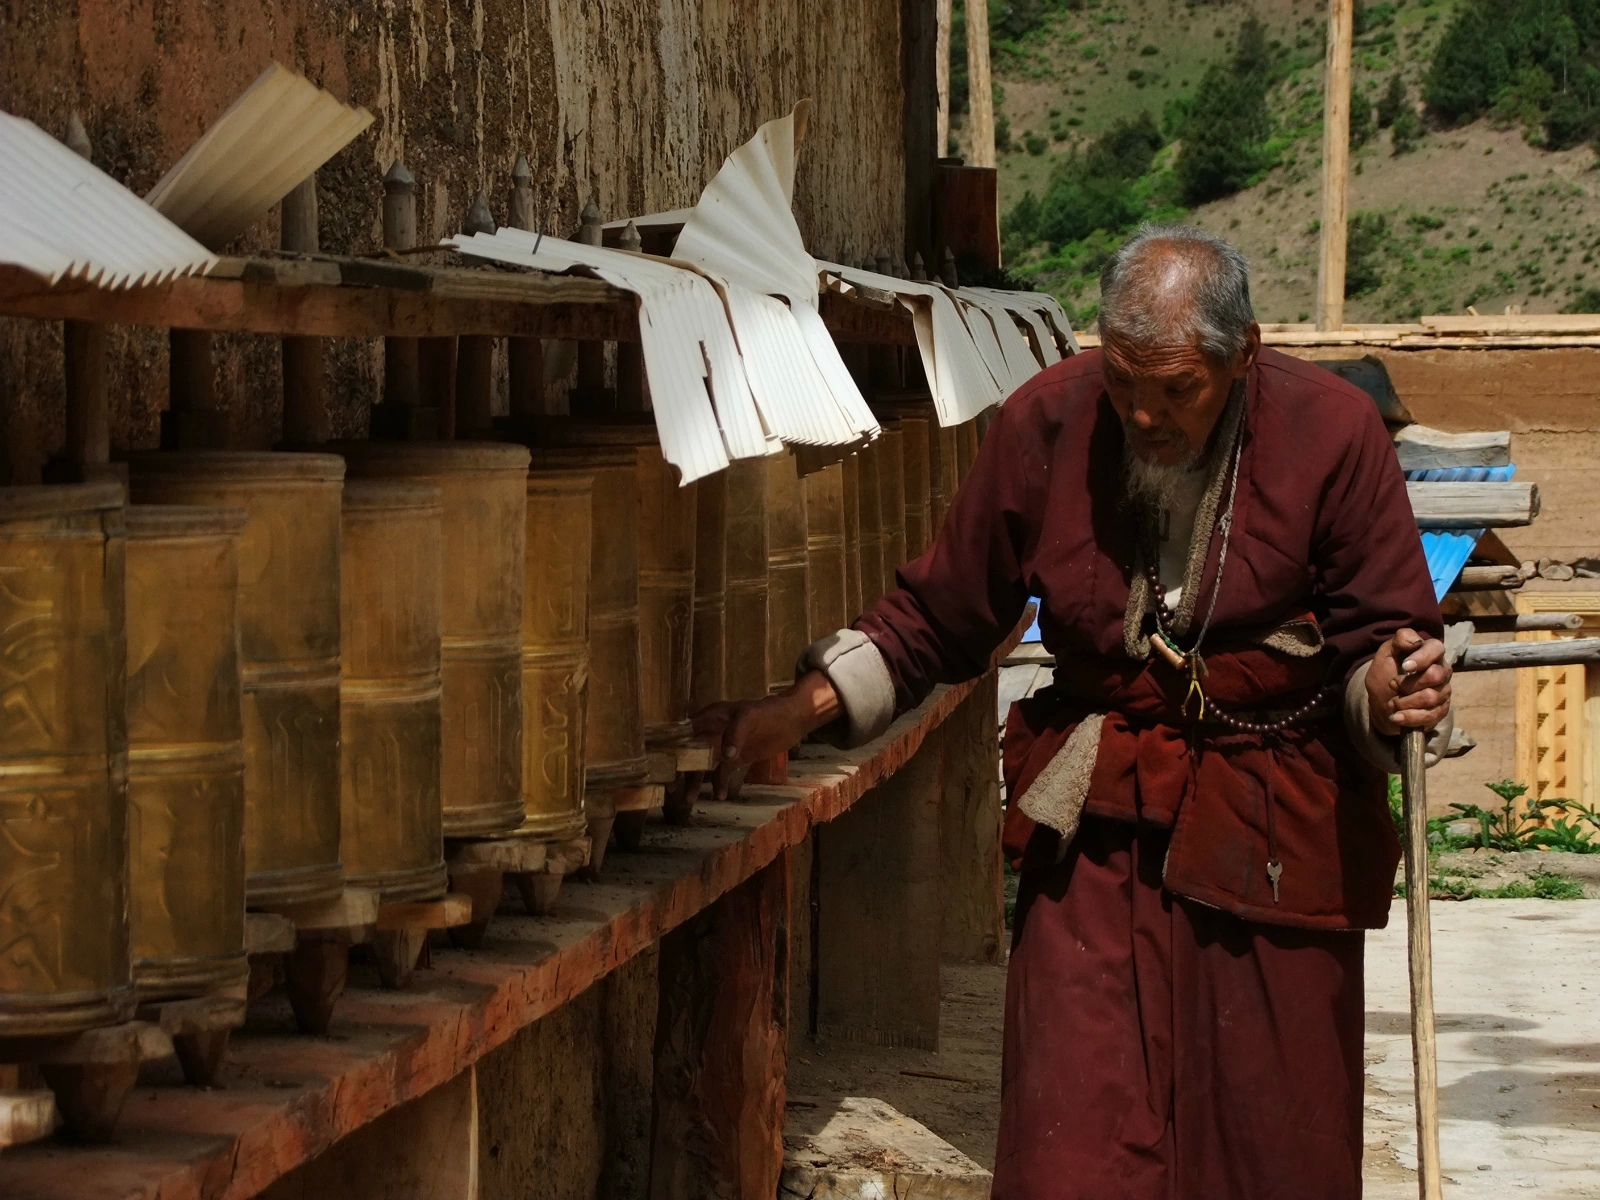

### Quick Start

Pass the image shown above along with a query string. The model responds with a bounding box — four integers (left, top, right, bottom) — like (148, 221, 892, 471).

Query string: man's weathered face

(1102, 327, 1258, 466)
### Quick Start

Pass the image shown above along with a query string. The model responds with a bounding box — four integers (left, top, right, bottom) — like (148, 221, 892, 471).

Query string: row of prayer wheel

(0, 399, 977, 1038)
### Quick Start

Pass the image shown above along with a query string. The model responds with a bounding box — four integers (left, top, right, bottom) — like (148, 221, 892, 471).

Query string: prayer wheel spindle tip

(620, 219, 642, 254)
(578, 198, 603, 246)
(910, 251, 927, 281)
(875, 251, 893, 277)
(940, 246, 959, 288)
(65, 111, 91, 160)
(464, 190, 496, 237)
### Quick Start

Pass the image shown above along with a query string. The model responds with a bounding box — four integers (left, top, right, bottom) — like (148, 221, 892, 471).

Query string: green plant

(1024, 131, 1048, 155)
(1407, 212, 1446, 231)
(1376, 74, 1407, 128)
(1174, 16, 1276, 205)
(1346, 211, 1391, 296)
(1391, 105, 1423, 154)
(1350, 88, 1377, 148)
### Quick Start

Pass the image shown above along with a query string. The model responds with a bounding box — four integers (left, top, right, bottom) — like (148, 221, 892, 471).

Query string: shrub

(1350, 88, 1377, 147)
(1391, 105, 1422, 154)
(1376, 74, 1407, 128)
(1346, 212, 1391, 296)
(1174, 16, 1276, 205)
(1024, 131, 1048, 155)
(996, 112, 1013, 153)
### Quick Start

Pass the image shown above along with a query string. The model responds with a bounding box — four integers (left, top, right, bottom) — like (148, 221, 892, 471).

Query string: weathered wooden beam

(965, 0, 995, 168)
(1456, 612, 1582, 634)
(1456, 637, 1600, 672)
(1448, 565, 1524, 592)
(1393, 425, 1511, 471)
(1407, 481, 1540, 529)
(650, 854, 789, 1200)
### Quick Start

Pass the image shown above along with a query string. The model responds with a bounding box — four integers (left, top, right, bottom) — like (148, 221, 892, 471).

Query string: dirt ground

(790, 900, 1600, 1194)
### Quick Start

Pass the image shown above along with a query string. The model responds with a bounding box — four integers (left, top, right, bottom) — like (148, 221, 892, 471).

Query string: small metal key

(1267, 860, 1283, 904)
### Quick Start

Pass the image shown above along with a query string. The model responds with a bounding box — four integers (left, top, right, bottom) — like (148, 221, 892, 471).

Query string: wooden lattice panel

(1514, 592, 1600, 808)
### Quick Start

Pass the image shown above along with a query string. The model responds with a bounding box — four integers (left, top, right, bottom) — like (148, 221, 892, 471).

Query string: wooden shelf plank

(0, 676, 989, 1200)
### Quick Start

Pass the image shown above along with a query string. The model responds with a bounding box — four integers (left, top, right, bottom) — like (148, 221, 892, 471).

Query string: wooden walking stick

(1400, 726, 1444, 1200)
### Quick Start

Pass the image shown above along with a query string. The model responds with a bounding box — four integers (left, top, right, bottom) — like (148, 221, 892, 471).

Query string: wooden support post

(815, 730, 942, 1049)
(280, 173, 328, 445)
(903, 0, 938, 266)
(571, 198, 614, 414)
(258, 1066, 480, 1200)
(936, 0, 953, 157)
(965, 0, 995, 169)
(374, 162, 433, 439)
(476, 948, 659, 1200)
(939, 673, 1004, 964)
(616, 221, 646, 413)
(507, 155, 548, 419)
(650, 854, 789, 1200)
(455, 192, 497, 437)
(164, 327, 224, 448)
(46, 113, 118, 485)
(1315, 0, 1354, 332)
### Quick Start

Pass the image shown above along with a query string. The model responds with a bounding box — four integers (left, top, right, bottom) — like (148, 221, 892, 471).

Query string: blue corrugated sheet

(1017, 463, 1519, 637)
(1409, 465, 1516, 601)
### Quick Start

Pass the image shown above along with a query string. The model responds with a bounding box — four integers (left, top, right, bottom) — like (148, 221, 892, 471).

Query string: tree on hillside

(1425, 0, 1600, 148)
(1376, 75, 1407, 128)
(1002, 112, 1165, 252)
(1350, 86, 1376, 147)
(1174, 16, 1274, 205)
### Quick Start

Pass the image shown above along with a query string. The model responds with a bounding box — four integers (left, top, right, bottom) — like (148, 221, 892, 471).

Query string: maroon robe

(852, 348, 1441, 1199)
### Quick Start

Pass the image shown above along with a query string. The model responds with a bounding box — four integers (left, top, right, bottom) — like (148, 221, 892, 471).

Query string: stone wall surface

(0, 0, 906, 476)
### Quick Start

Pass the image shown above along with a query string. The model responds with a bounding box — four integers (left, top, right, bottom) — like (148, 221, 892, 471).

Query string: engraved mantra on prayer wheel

(336, 442, 529, 839)
(129, 452, 344, 907)
(526, 445, 646, 791)
(524, 419, 696, 748)
(803, 462, 848, 641)
(520, 466, 591, 839)
(339, 481, 447, 903)
(723, 457, 770, 703)
(0, 484, 131, 1036)
(878, 428, 907, 598)
(691, 469, 727, 710)
(125, 505, 248, 1002)
(765, 450, 810, 694)
(840, 453, 862, 619)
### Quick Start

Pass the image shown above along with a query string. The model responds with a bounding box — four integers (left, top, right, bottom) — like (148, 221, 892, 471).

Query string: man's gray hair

(1097, 223, 1255, 362)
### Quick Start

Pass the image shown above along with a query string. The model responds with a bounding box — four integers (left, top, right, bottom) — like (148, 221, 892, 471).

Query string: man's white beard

(1123, 441, 1205, 511)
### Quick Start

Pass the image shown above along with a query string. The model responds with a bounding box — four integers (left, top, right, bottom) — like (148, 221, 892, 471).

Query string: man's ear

(1232, 322, 1262, 379)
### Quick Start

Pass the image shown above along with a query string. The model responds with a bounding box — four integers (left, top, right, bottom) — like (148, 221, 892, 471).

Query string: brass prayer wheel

(856, 442, 886, 610)
(129, 452, 345, 907)
(691, 469, 727, 710)
(724, 457, 770, 702)
(0, 484, 132, 1036)
(878, 428, 907, 596)
(871, 391, 953, 539)
(337, 442, 529, 840)
(896, 417, 932, 561)
(520, 465, 592, 839)
(525, 444, 648, 791)
(803, 462, 848, 641)
(841, 453, 863, 620)
(523, 419, 696, 747)
(339, 481, 447, 903)
(765, 450, 810, 694)
(125, 505, 248, 1002)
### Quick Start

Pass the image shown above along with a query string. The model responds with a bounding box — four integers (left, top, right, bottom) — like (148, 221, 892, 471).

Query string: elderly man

(699, 225, 1452, 1198)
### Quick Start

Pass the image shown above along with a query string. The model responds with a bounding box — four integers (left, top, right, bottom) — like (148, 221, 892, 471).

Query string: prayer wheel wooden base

(125, 505, 249, 1005)
(336, 442, 530, 842)
(0, 484, 132, 1038)
(128, 452, 345, 909)
(339, 481, 448, 905)
(691, 469, 728, 712)
(871, 390, 954, 541)
(804, 462, 848, 640)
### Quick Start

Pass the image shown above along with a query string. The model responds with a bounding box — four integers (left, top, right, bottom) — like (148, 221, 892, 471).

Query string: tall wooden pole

(965, 0, 995, 168)
(936, 0, 953, 157)
(280, 174, 327, 444)
(1400, 728, 1444, 1200)
(1315, 0, 1354, 331)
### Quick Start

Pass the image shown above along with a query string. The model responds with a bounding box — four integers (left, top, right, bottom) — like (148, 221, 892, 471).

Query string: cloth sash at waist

(1002, 643, 1399, 931)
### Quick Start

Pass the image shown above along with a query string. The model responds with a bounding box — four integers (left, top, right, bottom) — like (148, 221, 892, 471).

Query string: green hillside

(958, 0, 1600, 324)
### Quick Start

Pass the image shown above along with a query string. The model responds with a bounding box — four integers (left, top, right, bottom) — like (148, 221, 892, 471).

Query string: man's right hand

(692, 670, 843, 800)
